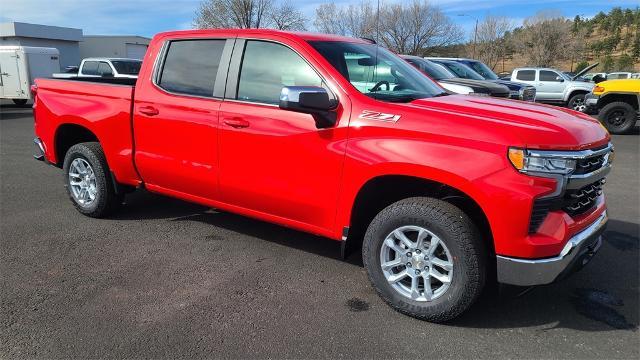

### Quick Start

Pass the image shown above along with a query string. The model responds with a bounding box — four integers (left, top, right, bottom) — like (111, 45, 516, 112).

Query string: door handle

(138, 105, 159, 116)
(223, 117, 250, 129)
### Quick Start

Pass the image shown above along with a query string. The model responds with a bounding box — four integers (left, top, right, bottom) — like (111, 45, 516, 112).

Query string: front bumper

(584, 93, 599, 113)
(496, 210, 607, 286)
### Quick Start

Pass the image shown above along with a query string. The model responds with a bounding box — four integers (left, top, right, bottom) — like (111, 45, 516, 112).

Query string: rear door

(133, 37, 234, 200)
(0, 50, 23, 98)
(537, 70, 566, 101)
(217, 37, 350, 232)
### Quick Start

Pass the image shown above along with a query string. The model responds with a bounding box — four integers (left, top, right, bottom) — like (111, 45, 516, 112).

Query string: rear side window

(97, 62, 113, 76)
(237, 41, 322, 104)
(82, 61, 99, 75)
(158, 39, 226, 97)
(516, 70, 535, 81)
(540, 70, 561, 82)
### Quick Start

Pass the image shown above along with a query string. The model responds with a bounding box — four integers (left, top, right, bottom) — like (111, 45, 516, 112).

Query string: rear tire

(12, 99, 28, 106)
(63, 142, 122, 217)
(362, 197, 486, 322)
(599, 101, 637, 134)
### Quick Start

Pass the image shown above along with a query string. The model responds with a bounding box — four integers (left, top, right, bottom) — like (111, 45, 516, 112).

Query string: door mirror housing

(279, 86, 337, 129)
(555, 76, 564, 82)
(101, 72, 114, 78)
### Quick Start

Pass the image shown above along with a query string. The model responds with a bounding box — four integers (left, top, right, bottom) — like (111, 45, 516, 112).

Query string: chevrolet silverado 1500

(33, 29, 612, 322)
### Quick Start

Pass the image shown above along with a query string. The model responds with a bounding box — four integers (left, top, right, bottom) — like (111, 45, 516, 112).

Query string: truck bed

(48, 76, 138, 86)
(33, 78, 141, 186)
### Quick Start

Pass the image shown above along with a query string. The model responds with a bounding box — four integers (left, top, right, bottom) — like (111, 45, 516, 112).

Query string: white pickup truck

(53, 58, 141, 79)
(508, 64, 597, 111)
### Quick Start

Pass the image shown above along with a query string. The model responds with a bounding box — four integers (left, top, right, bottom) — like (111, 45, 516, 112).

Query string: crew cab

(508, 65, 597, 111)
(400, 55, 514, 99)
(52, 57, 141, 79)
(32, 29, 612, 322)
(426, 57, 536, 102)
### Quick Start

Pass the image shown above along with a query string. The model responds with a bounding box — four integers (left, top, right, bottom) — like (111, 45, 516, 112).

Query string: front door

(133, 38, 233, 200)
(537, 70, 566, 101)
(218, 39, 350, 231)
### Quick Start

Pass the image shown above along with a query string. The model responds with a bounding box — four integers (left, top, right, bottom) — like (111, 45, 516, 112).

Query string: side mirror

(101, 72, 114, 78)
(555, 76, 564, 82)
(279, 86, 337, 129)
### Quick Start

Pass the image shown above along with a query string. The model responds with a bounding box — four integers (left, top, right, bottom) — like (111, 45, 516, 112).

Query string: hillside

(428, 7, 640, 74)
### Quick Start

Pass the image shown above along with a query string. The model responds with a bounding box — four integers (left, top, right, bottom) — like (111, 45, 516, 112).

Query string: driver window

(237, 41, 323, 105)
(345, 54, 397, 93)
(540, 70, 562, 82)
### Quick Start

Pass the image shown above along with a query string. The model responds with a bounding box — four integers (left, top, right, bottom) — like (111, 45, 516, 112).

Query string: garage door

(125, 44, 147, 59)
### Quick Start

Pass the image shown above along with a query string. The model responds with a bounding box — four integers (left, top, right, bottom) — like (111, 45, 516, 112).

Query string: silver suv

(508, 64, 597, 111)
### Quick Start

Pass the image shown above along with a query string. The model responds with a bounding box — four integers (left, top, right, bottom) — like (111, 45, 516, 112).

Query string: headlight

(510, 90, 520, 98)
(508, 148, 577, 174)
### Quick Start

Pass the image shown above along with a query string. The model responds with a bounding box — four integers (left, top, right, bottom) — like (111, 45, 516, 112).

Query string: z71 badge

(358, 110, 401, 122)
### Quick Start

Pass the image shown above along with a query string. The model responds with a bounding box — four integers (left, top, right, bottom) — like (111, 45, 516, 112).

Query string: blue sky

(1, 0, 637, 39)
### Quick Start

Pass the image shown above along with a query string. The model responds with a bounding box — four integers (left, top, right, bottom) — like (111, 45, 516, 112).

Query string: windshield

(111, 60, 142, 75)
(404, 58, 454, 80)
(466, 61, 499, 80)
(436, 61, 485, 80)
(309, 41, 446, 103)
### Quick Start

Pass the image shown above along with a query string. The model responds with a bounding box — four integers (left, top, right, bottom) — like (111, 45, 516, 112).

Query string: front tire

(567, 93, 587, 112)
(599, 101, 637, 134)
(362, 197, 486, 322)
(63, 142, 122, 217)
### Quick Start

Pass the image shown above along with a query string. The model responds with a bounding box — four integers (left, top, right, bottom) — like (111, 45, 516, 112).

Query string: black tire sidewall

(62, 143, 113, 217)
(568, 93, 585, 110)
(362, 198, 484, 321)
(599, 102, 635, 134)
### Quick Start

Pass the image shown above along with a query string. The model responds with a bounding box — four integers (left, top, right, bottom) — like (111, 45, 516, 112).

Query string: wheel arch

(599, 92, 639, 110)
(566, 88, 589, 103)
(53, 123, 99, 167)
(345, 174, 495, 259)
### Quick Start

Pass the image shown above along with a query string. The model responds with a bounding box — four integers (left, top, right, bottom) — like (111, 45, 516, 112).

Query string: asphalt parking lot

(1, 102, 638, 359)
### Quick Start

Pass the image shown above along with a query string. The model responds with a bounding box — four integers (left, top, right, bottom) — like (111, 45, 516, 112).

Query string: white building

(80, 35, 150, 60)
(0, 22, 151, 68)
(0, 22, 82, 68)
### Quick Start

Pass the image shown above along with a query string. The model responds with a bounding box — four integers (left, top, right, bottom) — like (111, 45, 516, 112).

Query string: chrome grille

(563, 179, 605, 216)
(574, 154, 606, 175)
(522, 88, 536, 101)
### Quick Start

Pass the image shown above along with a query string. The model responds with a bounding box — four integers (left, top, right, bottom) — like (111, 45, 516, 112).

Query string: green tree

(617, 54, 635, 71)
(575, 60, 589, 73)
(602, 55, 615, 72)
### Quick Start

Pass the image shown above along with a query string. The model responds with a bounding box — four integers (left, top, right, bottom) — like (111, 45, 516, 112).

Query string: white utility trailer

(0, 46, 60, 105)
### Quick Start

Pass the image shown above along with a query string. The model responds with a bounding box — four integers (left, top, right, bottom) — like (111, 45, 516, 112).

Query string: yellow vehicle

(585, 79, 640, 134)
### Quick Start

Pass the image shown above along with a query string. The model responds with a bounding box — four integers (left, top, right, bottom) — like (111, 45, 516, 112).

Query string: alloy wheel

(380, 225, 453, 301)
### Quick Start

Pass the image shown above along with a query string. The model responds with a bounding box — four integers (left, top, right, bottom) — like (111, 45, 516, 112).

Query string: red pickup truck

(32, 29, 612, 322)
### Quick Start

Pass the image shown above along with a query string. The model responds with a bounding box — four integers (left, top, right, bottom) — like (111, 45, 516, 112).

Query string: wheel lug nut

(406, 252, 412, 257)
(415, 270, 421, 275)
(424, 266, 429, 270)
(415, 249, 421, 254)
(406, 262, 412, 267)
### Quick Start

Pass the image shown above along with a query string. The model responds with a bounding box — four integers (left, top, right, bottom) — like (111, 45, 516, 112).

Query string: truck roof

(153, 29, 370, 44)
(82, 57, 142, 62)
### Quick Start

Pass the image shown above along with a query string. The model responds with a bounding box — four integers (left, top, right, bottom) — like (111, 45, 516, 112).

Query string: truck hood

(439, 78, 510, 96)
(487, 79, 533, 92)
(405, 95, 609, 150)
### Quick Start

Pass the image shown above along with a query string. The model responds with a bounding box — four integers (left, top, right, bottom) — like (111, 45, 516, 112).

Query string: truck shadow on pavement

(113, 190, 638, 332)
